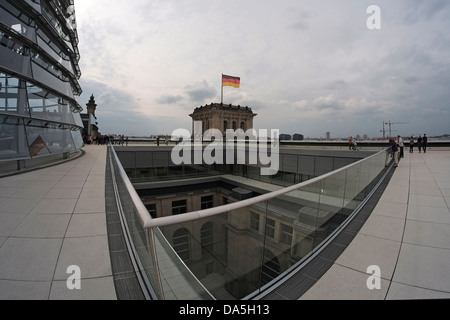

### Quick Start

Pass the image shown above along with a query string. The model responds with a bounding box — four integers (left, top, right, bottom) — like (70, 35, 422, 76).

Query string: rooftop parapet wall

(114, 146, 374, 178)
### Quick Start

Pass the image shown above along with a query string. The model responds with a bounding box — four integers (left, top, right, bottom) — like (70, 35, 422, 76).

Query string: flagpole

(221, 73, 223, 104)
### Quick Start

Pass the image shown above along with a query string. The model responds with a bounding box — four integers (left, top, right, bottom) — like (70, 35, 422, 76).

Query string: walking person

(422, 134, 428, 153)
(409, 136, 414, 153)
(391, 138, 399, 167)
(417, 135, 423, 153)
(348, 137, 353, 150)
(352, 138, 358, 151)
(385, 138, 399, 167)
(397, 135, 404, 159)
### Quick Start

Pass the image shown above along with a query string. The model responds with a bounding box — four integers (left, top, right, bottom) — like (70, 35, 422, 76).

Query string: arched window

(173, 228, 190, 262)
(223, 120, 228, 132)
(232, 121, 237, 130)
(240, 122, 245, 130)
(200, 222, 214, 257)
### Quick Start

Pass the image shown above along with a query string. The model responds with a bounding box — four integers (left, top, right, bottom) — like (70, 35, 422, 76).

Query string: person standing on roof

(417, 135, 423, 153)
(422, 134, 428, 153)
(397, 135, 404, 159)
(409, 136, 414, 153)
(385, 138, 399, 167)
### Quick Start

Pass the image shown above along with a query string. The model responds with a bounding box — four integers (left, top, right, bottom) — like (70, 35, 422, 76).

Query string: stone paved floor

(301, 149, 450, 299)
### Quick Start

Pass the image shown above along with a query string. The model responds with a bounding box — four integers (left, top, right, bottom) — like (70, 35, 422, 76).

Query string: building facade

(190, 103, 257, 138)
(81, 94, 100, 143)
(0, 0, 84, 162)
(140, 183, 332, 299)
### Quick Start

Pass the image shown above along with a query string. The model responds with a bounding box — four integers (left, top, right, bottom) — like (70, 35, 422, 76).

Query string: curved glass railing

(108, 145, 391, 300)
(108, 145, 214, 300)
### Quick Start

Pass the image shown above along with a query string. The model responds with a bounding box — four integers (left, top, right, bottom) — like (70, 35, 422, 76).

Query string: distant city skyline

(75, 1, 450, 138)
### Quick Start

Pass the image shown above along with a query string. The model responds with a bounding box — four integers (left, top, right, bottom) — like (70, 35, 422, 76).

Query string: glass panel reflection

(27, 83, 71, 122)
(0, 115, 30, 160)
(25, 121, 75, 157)
(0, 73, 20, 113)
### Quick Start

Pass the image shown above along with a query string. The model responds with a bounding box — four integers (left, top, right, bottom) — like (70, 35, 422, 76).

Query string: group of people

(409, 134, 428, 153)
(83, 134, 129, 145)
(386, 134, 428, 167)
(156, 136, 170, 146)
(348, 137, 358, 150)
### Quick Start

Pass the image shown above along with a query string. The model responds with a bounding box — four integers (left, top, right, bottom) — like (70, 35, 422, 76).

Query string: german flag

(29, 135, 47, 156)
(222, 74, 240, 88)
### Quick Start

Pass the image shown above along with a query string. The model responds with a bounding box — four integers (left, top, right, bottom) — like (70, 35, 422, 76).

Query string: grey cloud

(312, 96, 344, 111)
(237, 99, 266, 112)
(79, 79, 139, 111)
(78, 19, 122, 64)
(326, 80, 348, 90)
(184, 80, 217, 103)
(402, 76, 419, 85)
(156, 94, 184, 104)
(78, 79, 160, 135)
(289, 10, 312, 30)
(381, 46, 432, 70)
(404, 0, 449, 24)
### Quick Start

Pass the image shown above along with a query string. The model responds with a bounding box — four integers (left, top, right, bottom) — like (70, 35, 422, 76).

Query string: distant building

(279, 134, 292, 140)
(190, 103, 257, 138)
(81, 94, 100, 142)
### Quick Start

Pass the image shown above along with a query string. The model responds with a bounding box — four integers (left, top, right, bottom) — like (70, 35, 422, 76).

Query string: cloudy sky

(74, 0, 450, 139)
